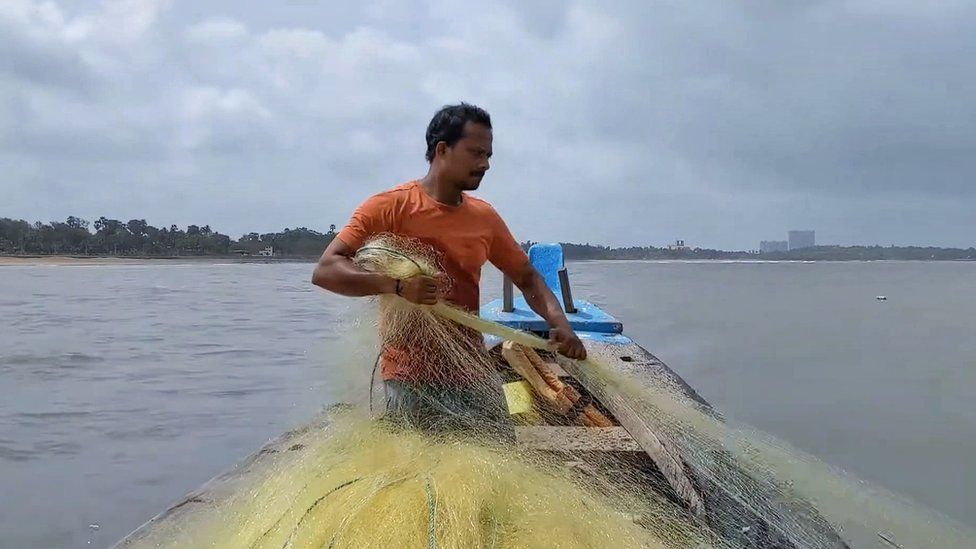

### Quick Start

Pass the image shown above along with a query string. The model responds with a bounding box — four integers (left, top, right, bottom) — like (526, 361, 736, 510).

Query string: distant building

(760, 240, 789, 253)
(788, 230, 815, 250)
(667, 239, 689, 251)
(257, 246, 274, 257)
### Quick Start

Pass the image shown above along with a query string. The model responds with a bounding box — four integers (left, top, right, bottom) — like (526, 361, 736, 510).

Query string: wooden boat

(114, 244, 849, 548)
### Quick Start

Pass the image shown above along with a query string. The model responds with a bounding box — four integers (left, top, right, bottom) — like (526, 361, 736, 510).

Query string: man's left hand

(549, 327, 587, 360)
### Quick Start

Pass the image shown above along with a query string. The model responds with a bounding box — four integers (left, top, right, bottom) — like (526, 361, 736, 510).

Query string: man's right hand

(396, 276, 438, 305)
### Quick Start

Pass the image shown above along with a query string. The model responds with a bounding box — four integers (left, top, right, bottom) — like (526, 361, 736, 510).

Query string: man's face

(443, 122, 492, 191)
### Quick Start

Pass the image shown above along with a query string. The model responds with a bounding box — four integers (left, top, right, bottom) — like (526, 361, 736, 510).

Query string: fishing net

(117, 234, 975, 549)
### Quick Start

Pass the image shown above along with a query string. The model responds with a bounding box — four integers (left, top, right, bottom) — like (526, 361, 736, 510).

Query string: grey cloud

(597, 2, 976, 196)
(0, 4, 96, 92)
(0, 33, 93, 92)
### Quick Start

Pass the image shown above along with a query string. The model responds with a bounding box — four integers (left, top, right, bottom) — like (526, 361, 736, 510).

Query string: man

(312, 103, 585, 431)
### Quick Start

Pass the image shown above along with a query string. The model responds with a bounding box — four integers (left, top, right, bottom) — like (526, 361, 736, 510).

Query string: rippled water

(1, 261, 974, 547)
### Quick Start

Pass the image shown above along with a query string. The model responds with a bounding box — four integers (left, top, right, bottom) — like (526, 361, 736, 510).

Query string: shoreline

(0, 255, 316, 266)
(2, 255, 973, 267)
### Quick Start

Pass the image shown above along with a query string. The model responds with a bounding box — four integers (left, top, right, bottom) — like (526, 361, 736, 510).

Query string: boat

(114, 243, 850, 548)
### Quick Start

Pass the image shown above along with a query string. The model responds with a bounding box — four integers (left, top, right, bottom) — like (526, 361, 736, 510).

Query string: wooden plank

(557, 343, 706, 515)
(515, 426, 643, 452)
(555, 341, 851, 547)
(547, 361, 571, 377)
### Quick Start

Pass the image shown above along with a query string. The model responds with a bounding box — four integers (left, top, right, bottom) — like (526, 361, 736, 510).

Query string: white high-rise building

(788, 230, 815, 250)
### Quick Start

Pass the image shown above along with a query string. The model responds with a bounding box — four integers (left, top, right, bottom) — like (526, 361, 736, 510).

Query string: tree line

(0, 217, 337, 257)
(549, 242, 976, 261)
(2, 217, 973, 260)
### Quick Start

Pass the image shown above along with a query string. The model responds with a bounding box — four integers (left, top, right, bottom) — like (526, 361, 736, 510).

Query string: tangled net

(119, 234, 975, 549)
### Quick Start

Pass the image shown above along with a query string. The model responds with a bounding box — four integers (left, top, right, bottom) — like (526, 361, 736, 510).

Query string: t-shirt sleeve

(336, 193, 395, 250)
(488, 209, 530, 279)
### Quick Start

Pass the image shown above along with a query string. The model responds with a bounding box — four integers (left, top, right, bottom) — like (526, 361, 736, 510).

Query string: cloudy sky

(2, 0, 974, 250)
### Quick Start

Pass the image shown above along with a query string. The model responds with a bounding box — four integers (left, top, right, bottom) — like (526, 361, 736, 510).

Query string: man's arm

(509, 261, 587, 360)
(311, 237, 438, 304)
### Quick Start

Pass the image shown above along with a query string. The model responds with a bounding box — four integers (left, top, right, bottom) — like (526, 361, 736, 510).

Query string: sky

(2, 0, 974, 250)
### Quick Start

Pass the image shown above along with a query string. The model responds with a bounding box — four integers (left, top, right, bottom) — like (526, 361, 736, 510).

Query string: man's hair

(425, 103, 492, 162)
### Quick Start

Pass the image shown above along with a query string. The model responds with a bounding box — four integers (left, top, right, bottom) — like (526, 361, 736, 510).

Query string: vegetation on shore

(2, 217, 973, 261)
(552, 242, 976, 261)
(0, 217, 335, 258)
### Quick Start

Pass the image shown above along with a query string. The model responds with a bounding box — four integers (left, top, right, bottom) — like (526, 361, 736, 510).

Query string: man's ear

(435, 141, 449, 158)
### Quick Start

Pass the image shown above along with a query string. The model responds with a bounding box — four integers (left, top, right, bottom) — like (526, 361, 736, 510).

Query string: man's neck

(420, 171, 463, 206)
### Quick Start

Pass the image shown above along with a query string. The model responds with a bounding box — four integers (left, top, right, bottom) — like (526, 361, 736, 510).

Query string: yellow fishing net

(117, 234, 975, 549)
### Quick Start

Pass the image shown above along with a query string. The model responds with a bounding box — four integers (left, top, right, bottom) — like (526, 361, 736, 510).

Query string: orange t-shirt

(337, 180, 530, 383)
